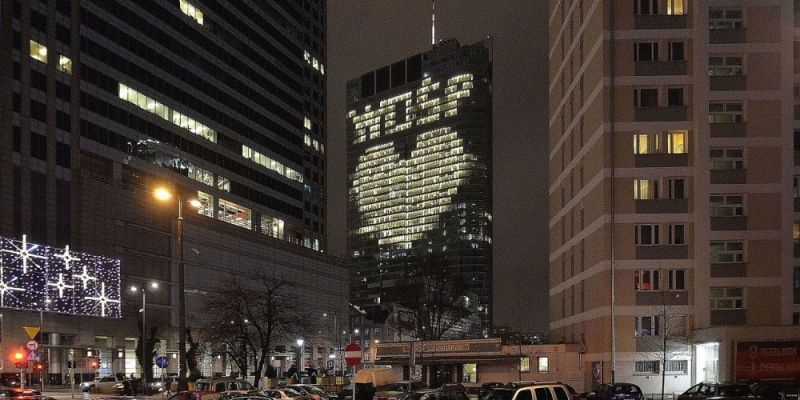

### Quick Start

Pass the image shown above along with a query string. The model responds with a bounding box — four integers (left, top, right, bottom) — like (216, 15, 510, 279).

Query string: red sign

(345, 343, 362, 366)
(736, 341, 800, 380)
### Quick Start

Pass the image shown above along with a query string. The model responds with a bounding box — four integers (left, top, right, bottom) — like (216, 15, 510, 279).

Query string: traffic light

(89, 356, 99, 369)
(13, 351, 24, 361)
(35, 363, 43, 370)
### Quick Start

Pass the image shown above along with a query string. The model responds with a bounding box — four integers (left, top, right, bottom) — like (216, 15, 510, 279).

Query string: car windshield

(306, 387, 325, 395)
(284, 389, 303, 397)
(489, 390, 515, 400)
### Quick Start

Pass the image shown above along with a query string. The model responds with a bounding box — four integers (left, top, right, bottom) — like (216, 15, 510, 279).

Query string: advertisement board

(736, 341, 800, 381)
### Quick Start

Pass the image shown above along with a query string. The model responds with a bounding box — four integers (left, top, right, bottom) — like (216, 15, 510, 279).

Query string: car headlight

(114, 384, 124, 389)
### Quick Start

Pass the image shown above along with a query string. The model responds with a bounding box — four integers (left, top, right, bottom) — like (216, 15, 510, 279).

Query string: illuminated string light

(0, 235, 121, 318)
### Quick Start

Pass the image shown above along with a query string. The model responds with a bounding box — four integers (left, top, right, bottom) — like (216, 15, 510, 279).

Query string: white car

(81, 376, 125, 394)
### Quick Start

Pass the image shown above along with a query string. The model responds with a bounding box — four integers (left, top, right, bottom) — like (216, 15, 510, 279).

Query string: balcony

(635, 153, 689, 168)
(710, 122, 746, 137)
(635, 245, 688, 259)
(710, 28, 747, 44)
(710, 75, 747, 91)
(710, 263, 747, 277)
(710, 169, 746, 184)
(636, 291, 689, 306)
(635, 61, 688, 76)
(710, 216, 747, 231)
(634, 14, 688, 30)
(710, 309, 746, 325)
(635, 199, 689, 214)
(635, 106, 688, 122)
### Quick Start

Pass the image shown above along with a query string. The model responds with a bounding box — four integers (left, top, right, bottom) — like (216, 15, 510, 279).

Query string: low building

(372, 338, 585, 392)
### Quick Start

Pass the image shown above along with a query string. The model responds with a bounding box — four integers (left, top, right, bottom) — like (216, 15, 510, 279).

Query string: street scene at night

(0, 1, 798, 400)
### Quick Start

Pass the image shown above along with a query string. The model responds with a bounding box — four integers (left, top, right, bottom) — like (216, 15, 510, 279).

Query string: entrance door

(695, 343, 719, 383)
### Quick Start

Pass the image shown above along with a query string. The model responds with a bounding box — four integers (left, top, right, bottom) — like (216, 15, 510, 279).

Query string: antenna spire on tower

(431, 0, 436, 45)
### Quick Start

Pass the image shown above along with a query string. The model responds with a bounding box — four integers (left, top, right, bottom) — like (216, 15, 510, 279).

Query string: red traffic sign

(345, 343, 362, 366)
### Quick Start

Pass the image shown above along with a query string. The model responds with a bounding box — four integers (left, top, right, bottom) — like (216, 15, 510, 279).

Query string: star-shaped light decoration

(85, 282, 119, 317)
(72, 265, 97, 290)
(47, 273, 75, 298)
(0, 264, 25, 307)
(0, 234, 46, 274)
(55, 245, 81, 270)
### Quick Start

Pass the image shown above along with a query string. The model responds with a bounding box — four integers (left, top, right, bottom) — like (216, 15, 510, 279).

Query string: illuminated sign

(0, 235, 121, 318)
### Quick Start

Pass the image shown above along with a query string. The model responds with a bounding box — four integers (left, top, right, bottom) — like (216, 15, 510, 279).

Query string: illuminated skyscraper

(347, 39, 493, 338)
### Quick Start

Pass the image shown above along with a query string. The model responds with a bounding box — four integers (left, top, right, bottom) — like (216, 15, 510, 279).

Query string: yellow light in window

(668, 130, 687, 154)
(57, 55, 72, 74)
(29, 40, 48, 63)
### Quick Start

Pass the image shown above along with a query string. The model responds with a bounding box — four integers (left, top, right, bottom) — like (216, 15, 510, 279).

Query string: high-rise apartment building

(549, 0, 800, 390)
(347, 39, 493, 339)
(0, 0, 346, 379)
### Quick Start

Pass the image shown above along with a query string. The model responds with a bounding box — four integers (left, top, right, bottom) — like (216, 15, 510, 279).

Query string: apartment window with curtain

(709, 102, 743, 123)
(634, 0, 657, 15)
(634, 179, 659, 200)
(635, 270, 660, 291)
(668, 269, 686, 291)
(667, 130, 687, 153)
(709, 9, 743, 29)
(634, 132, 661, 154)
(667, 0, 687, 15)
(635, 88, 659, 108)
(669, 224, 685, 245)
(667, 88, 684, 107)
(710, 287, 744, 309)
(668, 177, 686, 199)
(668, 42, 685, 61)
(635, 316, 661, 337)
(709, 56, 743, 76)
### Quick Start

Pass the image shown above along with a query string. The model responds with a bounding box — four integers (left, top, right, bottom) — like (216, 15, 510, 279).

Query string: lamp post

(131, 282, 159, 395)
(323, 313, 339, 374)
(153, 187, 200, 392)
(296, 339, 305, 376)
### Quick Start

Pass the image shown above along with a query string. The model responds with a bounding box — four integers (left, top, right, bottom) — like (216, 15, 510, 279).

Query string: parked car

(195, 378, 256, 400)
(441, 384, 466, 392)
(510, 382, 577, 400)
(750, 381, 800, 400)
(264, 388, 307, 400)
(585, 384, 644, 400)
(482, 388, 516, 400)
(678, 383, 755, 400)
(374, 382, 428, 400)
(285, 384, 337, 400)
(0, 388, 55, 400)
(166, 391, 201, 400)
(398, 388, 469, 400)
(480, 383, 506, 400)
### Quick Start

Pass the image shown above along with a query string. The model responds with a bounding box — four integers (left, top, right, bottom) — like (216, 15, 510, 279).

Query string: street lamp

(152, 186, 199, 392)
(130, 281, 159, 394)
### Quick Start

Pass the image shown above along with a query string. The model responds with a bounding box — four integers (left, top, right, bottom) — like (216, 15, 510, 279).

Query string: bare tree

(395, 253, 473, 340)
(198, 274, 310, 388)
(641, 290, 689, 400)
(136, 322, 162, 381)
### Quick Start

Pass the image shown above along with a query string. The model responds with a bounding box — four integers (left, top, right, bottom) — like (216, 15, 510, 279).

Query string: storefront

(373, 338, 585, 392)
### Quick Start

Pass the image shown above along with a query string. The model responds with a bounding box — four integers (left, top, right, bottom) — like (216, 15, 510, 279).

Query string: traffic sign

(155, 355, 169, 368)
(345, 343, 362, 366)
(26, 340, 39, 351)
(27, 350, 40, 362)
(23, 326, 40, 340)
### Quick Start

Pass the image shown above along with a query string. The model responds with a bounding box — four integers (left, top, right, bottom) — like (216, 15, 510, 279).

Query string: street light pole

(177, 194, 188, 392)
(142, 288, 147, 394)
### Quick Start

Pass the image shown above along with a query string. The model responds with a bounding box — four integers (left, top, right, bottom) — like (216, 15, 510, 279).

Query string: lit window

(462, 364, 477, 383)
(633, 132, 661, 154)
(57, 55, 72, 74)
(710, 241, 744, 263)
(710, 287, 743, 310)
(665, 360, 688, 374)
(196, 191, 214, 218)
(30, 40, 48, 63)
(666, 0, 686, 15)
(304, 117, 312, 130)
(188, 165, 214, 187)
(216, 176, 230, 192)
(793, 222, 800, 242)
(519, 357, 530, 372)
(179, 0, 204, 25)
(633, 179, 659, 200)
(261, 215, 285, 239)
(217, 198, 251, 230)
(634, 270, 660, 291)
(667, 130, 687, 154)
(537, 356, 549, 373)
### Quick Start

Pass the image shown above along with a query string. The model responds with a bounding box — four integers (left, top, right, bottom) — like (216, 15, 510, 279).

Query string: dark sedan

(678, 383, 755, 400)
(586, 383, 644, 400)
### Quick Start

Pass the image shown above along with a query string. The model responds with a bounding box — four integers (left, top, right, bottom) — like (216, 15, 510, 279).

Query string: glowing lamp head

(150, 282, 159, 289)
(188, 199, 202, 209)
(153, 187, 173, 202)
(13, 352, 24, 361)
(296, 339, 304, 347)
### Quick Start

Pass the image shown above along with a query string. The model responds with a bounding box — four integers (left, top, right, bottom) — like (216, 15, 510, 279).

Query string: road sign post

(345, 343, 362, 400)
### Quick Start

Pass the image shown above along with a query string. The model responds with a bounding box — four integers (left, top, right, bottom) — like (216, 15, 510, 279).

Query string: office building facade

(548, 0, 800, 391)
(347, 39, 493, 339)
(0, 0, 346, 379)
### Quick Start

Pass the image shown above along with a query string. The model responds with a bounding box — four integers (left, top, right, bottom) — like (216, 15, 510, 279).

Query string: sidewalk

(40, 387, 164, 400)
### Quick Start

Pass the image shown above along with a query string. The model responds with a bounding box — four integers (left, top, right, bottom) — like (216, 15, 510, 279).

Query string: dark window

(534, 388, 554, 400)
(554, 388, 570, 400)
(30, 100, 47, 122)
(635, 88, 659, 108)
(669, 178, 686, 199)
(516, 391, 532, 400)
(634, 42, 658, 62)
(375, 66, 390, 93)
(55, 179, 71, 248)
(634, 0, 657, 15)
(30, 171, 47, 243)
(31, 134, 47, 160)
(668, 88, 684, 107)
(12, 126, 21, 152)
(56, 142, 71, 168)
(669, 42, 685, 61)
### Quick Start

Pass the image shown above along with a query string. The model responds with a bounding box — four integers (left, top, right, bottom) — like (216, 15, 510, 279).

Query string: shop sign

(736, 341, 800, 380)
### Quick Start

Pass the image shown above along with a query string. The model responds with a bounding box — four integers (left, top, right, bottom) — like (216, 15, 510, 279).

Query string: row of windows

(634, 0, 687, 16)
(634, 269, 686, 291)
(634, 223, 685, 245)
(29, 40, 72, 74)
(80, 9, 304, 157)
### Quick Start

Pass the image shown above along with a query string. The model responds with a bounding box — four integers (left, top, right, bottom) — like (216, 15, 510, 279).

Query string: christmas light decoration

(0, 235, 121, 318)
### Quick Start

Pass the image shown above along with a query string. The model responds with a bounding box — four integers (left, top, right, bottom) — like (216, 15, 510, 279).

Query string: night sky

(326, 1, 550, 333)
